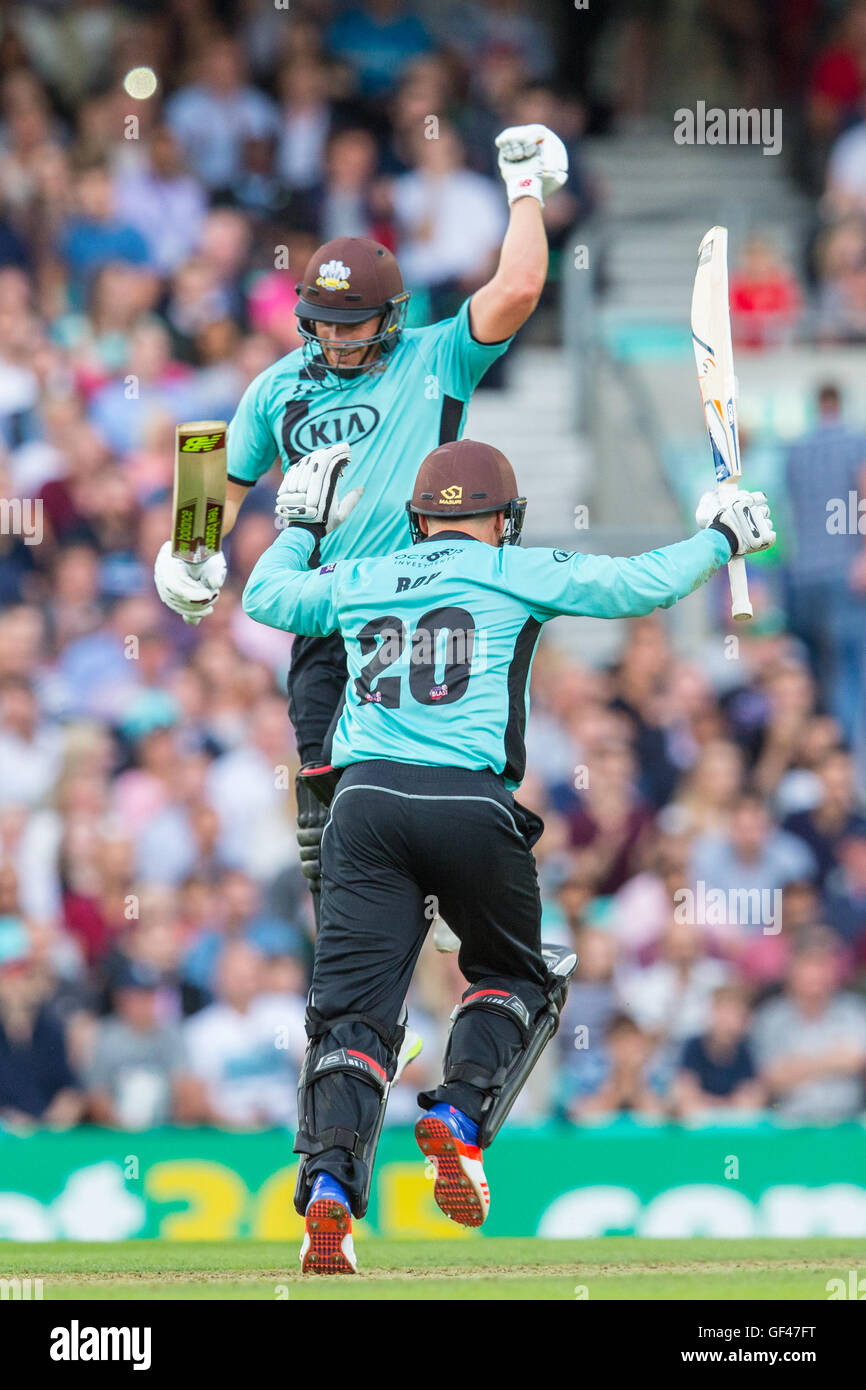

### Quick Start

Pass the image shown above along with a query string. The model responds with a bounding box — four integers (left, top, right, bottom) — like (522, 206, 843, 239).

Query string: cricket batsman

(241, 436, 776, 1274)
(154, 125, 569, 925)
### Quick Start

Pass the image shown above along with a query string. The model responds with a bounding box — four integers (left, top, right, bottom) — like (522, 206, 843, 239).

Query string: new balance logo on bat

(180, 432, 226, 452)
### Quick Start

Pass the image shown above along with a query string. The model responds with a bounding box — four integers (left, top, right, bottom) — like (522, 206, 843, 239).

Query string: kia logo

(290, 405, 380, 455)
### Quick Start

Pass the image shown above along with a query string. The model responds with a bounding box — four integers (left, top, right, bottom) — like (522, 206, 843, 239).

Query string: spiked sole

(301, 1199, 356, 1274)
(415, 1115, 488, 1228)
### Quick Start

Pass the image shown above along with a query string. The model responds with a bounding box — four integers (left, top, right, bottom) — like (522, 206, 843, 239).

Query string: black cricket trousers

(303, 758, 550, 1203)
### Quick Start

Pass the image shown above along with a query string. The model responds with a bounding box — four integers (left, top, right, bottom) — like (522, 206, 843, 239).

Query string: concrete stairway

(465, 347, 591, 549)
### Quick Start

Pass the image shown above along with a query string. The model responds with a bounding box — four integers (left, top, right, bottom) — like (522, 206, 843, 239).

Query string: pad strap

(311, 1045, 388, 1093)
(294, 1126, 370, 1160)
(294, 1046, 389, 1160)
(443, 1061, 509, 1091)
(455, 990, 531, 1039)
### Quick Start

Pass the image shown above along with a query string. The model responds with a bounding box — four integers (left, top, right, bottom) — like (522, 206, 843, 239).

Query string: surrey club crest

(316, 259, 351, 291)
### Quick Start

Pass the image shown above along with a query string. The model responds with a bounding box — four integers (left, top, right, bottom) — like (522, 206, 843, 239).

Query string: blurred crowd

(0, 0, 865, 1138)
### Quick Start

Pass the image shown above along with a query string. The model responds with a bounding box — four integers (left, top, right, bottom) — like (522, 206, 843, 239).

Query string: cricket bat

(172, 420, 227, 575)
(690, 226, 753, 621)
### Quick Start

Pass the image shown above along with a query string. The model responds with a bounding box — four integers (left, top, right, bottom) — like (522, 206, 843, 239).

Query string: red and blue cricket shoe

(300, 1173, 357, 1275)
(415, 1103, 490, 1227)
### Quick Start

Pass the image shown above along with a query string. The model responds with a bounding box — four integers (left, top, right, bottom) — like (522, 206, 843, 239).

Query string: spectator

(753, 934, 866, 1121)
(183, 941, 306, 1128)
(0, 675, 63, 809)
(752, 660, 819, 799)
(673, 985, 764, 1116)
(567, 731, 656, 895)
(691, 793, 817, 939)
(729, 234, 802, 348)
(823, 827, 866, 946)
(276, 61, 337, 193)
(182, 869, 303, 996)
(558, 926, 619, 1105)
(671, 739, 745, 837)
(115, 127, 207, 275)
(611, 831, 693, 962)
(814, 214, 866, 340)
(0, 918, 84, 1129)
(826, 102, 866, 215)
(165, 37, 278, 193)
(327, 0, 433, 100)
(387, 122, 505, 317)
(52, 263, 154, 388)
(619, 920, 732, 1049)
(58, 160, 151, 305)
(784, 747, 866, 889)
(88, 320, 198, 454)
(570, 1012, 666, 1119)
(607, 617, 680, 808)
(84, 960, 194, 1129)
(808, 2, 866, 145)
(783, 385, 866, 741)
(316, 126, 391, 244)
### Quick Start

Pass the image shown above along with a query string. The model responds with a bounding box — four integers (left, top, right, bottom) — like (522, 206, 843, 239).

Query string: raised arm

(470, 199, 549, 343)
(469, 124, 568, 344)
(507, 490, 775, 621)
(511, 530, 732, 621)
(242, 528, 340, 636)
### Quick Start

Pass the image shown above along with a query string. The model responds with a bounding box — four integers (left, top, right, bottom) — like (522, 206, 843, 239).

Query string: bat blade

(172, 420, 227, 570)
(690, 226, 752, 621)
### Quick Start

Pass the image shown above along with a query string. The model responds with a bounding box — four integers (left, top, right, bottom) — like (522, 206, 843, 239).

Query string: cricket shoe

(300, 1174, 357, 1274)
(415, 1103, 490, 1228)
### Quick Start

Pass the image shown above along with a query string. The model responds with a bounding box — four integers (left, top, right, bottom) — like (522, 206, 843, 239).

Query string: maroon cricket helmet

(293, 236, 410, 384)
(406, 438, 527, 546)
(295, 236, 405, 324)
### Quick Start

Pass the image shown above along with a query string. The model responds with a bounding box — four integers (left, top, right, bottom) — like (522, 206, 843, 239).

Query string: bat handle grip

(728, 554, 753, 621)
(717, 478, 753, 621)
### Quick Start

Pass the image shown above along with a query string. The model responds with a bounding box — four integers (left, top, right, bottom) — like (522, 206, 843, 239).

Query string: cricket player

(154, 124, 569, 921)
(241, 436, 776, 1274)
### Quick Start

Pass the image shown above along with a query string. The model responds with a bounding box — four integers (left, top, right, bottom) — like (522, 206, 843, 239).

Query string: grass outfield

(2, 1238, 864, 1300)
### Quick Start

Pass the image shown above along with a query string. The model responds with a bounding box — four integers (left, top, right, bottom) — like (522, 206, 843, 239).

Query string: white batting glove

(275, 443, 363, 534)
(154, 541, 227, 626)
(696, 488, 776, 556)
(495, 124, 568, 206)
